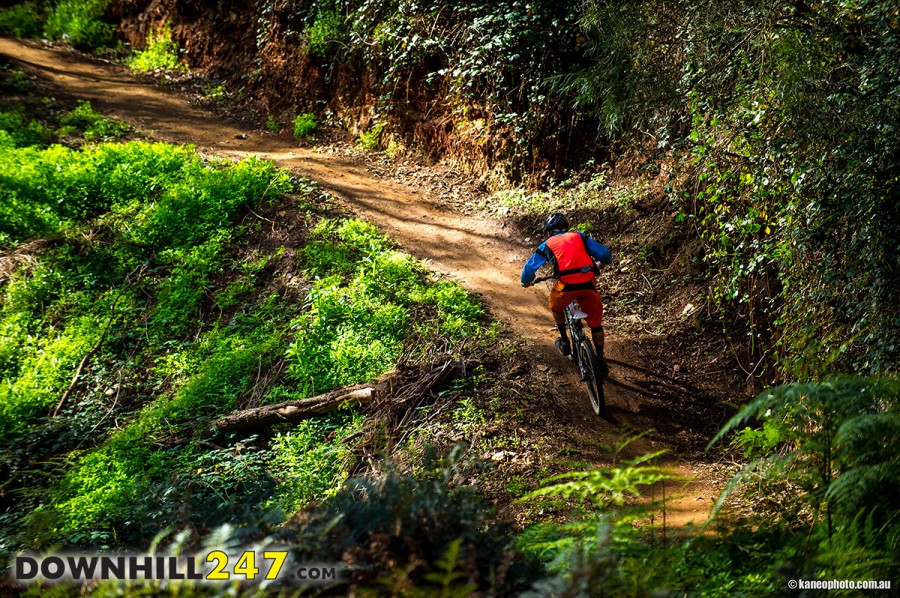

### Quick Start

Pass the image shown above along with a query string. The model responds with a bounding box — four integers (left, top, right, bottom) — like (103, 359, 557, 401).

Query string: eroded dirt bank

(1, 37, 731, 526)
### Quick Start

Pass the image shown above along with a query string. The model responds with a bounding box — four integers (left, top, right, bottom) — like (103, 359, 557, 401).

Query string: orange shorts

(548, 281, 603, 329)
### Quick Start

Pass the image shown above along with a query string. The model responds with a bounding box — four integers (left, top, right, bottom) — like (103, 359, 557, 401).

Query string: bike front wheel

(576, 339, 605, 416)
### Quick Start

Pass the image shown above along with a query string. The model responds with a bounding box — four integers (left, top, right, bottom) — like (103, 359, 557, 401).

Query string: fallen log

(211, 383, 385, 435)
(210, 359, 469, 436)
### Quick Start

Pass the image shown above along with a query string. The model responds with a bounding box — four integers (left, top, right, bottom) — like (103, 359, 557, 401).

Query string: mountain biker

(520, 213, 612, 377)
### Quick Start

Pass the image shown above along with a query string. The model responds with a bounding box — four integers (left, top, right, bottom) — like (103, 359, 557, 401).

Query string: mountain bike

(533, 275, 606, 416)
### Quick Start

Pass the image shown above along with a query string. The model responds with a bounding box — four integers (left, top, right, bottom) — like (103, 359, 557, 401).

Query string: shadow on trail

(603, 357, 732, 459)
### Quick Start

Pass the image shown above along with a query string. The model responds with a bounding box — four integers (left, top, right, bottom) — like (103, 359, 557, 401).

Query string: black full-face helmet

(542, 213, 569, 234)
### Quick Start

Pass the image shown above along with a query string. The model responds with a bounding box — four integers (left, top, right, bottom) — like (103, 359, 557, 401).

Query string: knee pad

(590, 325, 604, 334)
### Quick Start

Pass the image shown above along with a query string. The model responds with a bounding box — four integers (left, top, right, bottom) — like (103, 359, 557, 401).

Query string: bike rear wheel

(576, 338, 605, 416)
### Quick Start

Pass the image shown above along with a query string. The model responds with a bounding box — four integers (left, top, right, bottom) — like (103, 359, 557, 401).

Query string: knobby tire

(577, 338, 605, 416)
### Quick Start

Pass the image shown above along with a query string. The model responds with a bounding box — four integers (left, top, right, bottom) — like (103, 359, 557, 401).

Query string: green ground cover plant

(0, 2, 42, 38)
(0, 124, 304, 548)
(286, 217, 490, 398)
(266, 412, 364, 514)
(0, 108, 52, 148)
(43, 0, 113, 50)
(0, 64, 35, 95)
(355, 121, 385, 151)
(127, 22, 185, 73)
(0, 94, 495, 555)
(57, 99, 130, 140)
(292, 112, 317, 138)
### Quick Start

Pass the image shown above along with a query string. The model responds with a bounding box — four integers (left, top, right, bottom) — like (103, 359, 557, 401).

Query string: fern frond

(708, 390, 782, 449)
(825, 463, 895, 515)
(709, 451, 801, 519)
(523, 464, 679, 509)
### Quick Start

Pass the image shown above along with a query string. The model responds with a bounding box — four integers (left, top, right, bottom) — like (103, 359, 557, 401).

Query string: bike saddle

(567, 305, 589, 320)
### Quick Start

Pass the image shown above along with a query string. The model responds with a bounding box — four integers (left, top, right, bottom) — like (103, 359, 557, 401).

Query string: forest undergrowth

(1, 1, 899, 593)
(0, 66, 524, 591)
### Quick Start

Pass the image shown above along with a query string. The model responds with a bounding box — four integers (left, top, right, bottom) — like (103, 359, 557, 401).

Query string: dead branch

(0, 239, 52, 282)
(348, 358, 472, 475)
(210, 359, 471, 439)
(211, 384, 382, 435)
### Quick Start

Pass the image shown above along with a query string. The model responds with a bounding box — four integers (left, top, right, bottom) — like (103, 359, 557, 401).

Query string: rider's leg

(554, 310, 567, 338)
(548, 287, 571, 356)
(553, 310, 570, 356)
(590, 325, 609, 378)
(590, 326, 605, 357)
(579, 289, 608, 378)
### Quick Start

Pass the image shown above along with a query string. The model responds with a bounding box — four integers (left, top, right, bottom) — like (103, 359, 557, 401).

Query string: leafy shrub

(267, 412, 363, 514)
(292, 112, 317, 138)
(571, 0, 900, 377)
(519, 514, 787, 596)
(510, 381, 900, 595)
(712, 376, 900, 579)
(0, 109, 51, 148)
(513, 436, 797, 596)
(50, 430, 281, 539)
(287, 218, 487, 397)
(49, 427, 157, 532)
(58, 100, 130, 140)
(44, 0, 114, 50)
(0, 65, 35, 94)
(127, 22, 186, 73)
(337, 0, 584, 176)
(356, 121, 385, 151)
(491, 171, 614, 216)
(0, 2, 43, 38)
(731, 418, 786, 459)
(291, 455, 532, 592)
(307, 10, 344, 58)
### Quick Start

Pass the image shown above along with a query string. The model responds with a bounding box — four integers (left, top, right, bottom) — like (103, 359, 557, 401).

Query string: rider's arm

(584, 236, 612, 265)
(520, 247, 548, 286)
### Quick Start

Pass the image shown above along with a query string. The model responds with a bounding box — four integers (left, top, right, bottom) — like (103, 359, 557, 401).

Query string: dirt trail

(1, 38, 721, 526)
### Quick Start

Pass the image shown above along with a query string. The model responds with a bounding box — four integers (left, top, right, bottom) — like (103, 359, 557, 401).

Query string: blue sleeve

(521, 244, 548, 285)
(584, 236, 612, 264)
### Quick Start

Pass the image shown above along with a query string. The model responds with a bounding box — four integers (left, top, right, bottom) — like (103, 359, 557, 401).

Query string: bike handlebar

(528, 260, 606, 286)
(527, 261, 606, 287)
